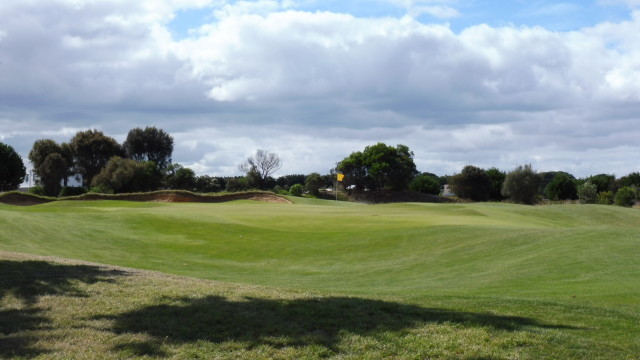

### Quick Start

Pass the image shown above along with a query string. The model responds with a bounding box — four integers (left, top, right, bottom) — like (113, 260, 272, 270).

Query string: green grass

(1, 198, 639, 358)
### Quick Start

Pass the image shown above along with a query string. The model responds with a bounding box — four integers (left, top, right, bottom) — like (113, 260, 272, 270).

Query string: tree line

(1, 133, 639, 207)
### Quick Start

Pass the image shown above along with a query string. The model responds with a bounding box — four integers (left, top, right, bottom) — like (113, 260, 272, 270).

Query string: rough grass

(1, 199, 639, 358)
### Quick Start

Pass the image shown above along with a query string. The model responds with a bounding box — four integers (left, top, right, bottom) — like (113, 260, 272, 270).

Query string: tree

(486, 167, 506, 201)
(28, 139, 71, 196)
(409, 173, 440, 195)
(194, 175, 224, 193)
(276, 174, 307, 190)
(39, 153, 68, 196)
(225, 176, 249, 192)
(239, 150, 282, 190)
(335, 151, 370, 191)
(336, 143, 417, 191)
(502, 164, 541, 205)
(362, 143, 417, 190)
(289, 183, 304, 196)
(544, 172, 577, 200)
(615, 172, 640, 191)
(163, 163, 196, 191)
(585, 174, 615, 193)
(0, 142, 26, 192)
(70, 129, 123, 187)
(304, 173, 324, 196)
(449, 165, 491, 201)
(614, 186, 637, 207)
(123, 127, 174, 169)
(577, 181, 597, 204)
(91, 157, 159, 193)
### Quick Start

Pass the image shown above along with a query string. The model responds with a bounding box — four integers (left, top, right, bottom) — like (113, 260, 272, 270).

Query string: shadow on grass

(99, 295, 580, 357)
(0, 260, 127, 358)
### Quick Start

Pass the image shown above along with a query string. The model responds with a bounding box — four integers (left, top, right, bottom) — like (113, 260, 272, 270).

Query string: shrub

(289, 184, 304, 197)
(577, 181, 597, 204)
(544, 172, 577, 200)
(614, 186, 636, 207)
(596, 191, 614, 205)
(409, 174, 441, 195)
(305, 173, 324, 196)
(89, 185, 115, 194)
(59, 186, 87, 197)
(225, 177, 248, 192)
(28, 186, 45, 196)
(449, 165, 491, 201)
(502, 164, 541, 205)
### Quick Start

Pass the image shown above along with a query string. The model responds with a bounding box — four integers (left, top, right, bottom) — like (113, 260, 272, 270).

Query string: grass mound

(0, 190, 291, 206)
(0, 191, 54, 206)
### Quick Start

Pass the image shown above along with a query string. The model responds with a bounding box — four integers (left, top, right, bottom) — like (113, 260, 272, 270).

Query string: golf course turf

(0, 195, 638, 358)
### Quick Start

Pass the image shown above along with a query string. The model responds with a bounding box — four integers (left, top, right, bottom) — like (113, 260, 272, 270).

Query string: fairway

(1, 198, 639, 358)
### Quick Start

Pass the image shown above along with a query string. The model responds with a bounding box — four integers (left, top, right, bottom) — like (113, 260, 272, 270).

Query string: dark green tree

(409, 173, 441, 195)
(194, 175, 224, 193)
(225, 176, 249, 192)
(304, 173, 324, 196)
(614, 186, 637, 207)
(123, 127, 174, 170)
(544, 172, 577, 200)
(362, 143, 417, 190)
(502, 164, 541, 205)
(163, 163, 196, 191)
(0, 142, 26, 191)
(449, 165, 491, 201)
(335, 151, 370, 191)
(70, 129, 123, 187)
(585, 174, 615, 193)
(276, 174, 307, 190)
(486, 167, 506, 201)
(28, 139, 71, 196)
(615, 172, 640, 191)
(91, 157, 159, 193)
(336, 143, 417, 191)
(39, 153, 68, 196)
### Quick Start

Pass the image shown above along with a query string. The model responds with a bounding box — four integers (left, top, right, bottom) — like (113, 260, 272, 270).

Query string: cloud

(1, 1, 640, 179)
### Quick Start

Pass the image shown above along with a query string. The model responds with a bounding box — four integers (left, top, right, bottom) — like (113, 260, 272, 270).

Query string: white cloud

(1, 1, 640, 179)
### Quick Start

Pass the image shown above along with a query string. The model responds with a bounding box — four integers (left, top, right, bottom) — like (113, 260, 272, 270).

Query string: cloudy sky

(1, 0, 640, 179)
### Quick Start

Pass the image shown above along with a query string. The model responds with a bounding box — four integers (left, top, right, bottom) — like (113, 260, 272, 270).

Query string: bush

(449, 165, 491, 201)
(225, 177, 249, 192)
(289, 184, 304, 197)
(409, 174, 441, 195)
(577, 181, 597, 204)
(59, 186, 87, 197)
(544, 172, 577, 200)
(614, 186, 636, 207)
(501, 164, 541, 205)
(0, 142, 26, 192)
(596, 191, 614, 205)
(92, 157, 160, 193)
(89, 185, 115, 194)
(28, 186, 45, 196)
(305, 173, 324, 196)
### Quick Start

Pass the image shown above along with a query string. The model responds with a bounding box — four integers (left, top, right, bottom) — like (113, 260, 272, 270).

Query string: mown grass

(1, 198, 639, 358)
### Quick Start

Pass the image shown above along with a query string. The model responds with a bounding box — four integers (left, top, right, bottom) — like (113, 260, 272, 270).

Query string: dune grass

(1, 198, 639, 358)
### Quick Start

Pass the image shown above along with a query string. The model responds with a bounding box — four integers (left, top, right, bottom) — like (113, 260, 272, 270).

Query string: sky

(1, 0, 640, 179)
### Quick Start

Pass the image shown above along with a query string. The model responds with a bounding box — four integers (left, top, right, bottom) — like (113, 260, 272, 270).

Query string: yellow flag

(337, 173, 345, 182)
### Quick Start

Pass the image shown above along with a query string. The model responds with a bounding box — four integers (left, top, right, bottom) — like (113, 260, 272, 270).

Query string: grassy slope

(1, 198, 639, 358)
